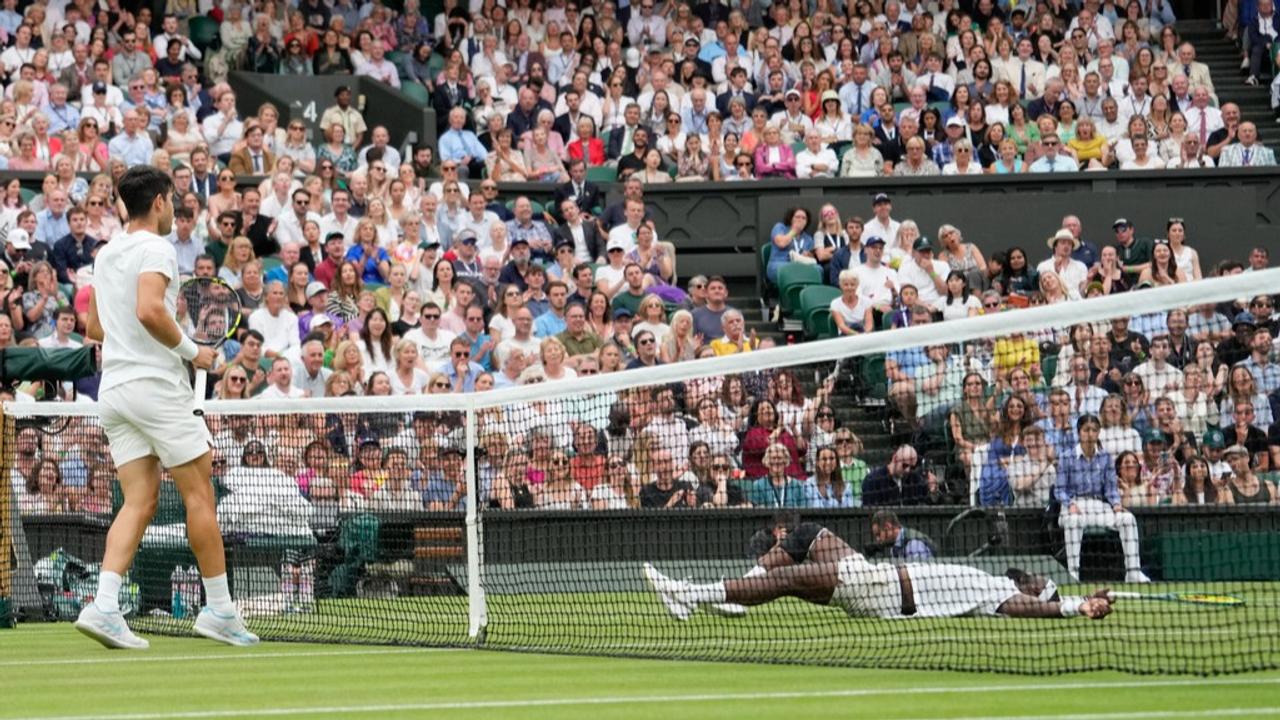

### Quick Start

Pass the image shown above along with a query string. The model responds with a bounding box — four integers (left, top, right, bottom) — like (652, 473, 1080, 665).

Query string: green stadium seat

(798, 302, 839, 335)
(187, 16, 219, 53)
(862, 354, 888, 400)
(19, 188, 36, 205)
(799, 285, 841, 339)
(586, 165, 617, 184)
(1041, 354, 1058, 386)
(400, 82, 431, 107)
(261, 256, 284, 273)
(777, 263, 823, 319)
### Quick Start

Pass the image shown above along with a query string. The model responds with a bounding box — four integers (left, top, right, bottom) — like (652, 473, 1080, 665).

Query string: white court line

(6, 678, 1280, 720)
(0, 647, 457, 668)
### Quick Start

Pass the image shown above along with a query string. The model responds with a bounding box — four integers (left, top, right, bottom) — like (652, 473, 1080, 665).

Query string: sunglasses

(551, 458, 569, 466)
(711, 464, 732, 471)
(432, 381, 451, 389)
(453, 350, 471, 357)
(423, 314, 440, 320)
(227, 376, 246, 383)
(88, 200, 103, 206)
(579, 368, 597, 375)
(984, 301, 1000, 308)
(443, 165, 459, 171)
(637, 338, 655, 345)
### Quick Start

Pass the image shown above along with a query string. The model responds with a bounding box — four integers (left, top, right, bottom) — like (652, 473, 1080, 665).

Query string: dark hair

(117, 166, 174, 220)
(1076, 413, 1101, 430)
(944, 270, 971, 305)
(782, 206, 809, 230)
(361, 307, 393, 360)
(172, 206, 194, 221)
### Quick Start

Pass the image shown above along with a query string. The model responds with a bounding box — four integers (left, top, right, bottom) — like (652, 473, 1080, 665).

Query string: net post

(463, 402, 487, 644)
(0, 405, 10, 601)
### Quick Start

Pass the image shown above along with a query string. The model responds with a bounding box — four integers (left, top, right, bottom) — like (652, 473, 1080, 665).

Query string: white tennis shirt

(93, 230, 186, 392)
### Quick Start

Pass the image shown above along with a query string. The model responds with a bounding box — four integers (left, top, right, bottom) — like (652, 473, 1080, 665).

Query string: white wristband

(174, 336, 199, 362)
(1059, 597, 1085, 618)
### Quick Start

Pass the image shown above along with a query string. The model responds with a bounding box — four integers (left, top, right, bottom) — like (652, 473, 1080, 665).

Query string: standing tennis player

(75, 166, 258, 649)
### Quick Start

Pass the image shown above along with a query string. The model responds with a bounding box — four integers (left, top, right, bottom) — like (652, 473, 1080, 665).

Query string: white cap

(6, 228, 31, 250)
(310, 313, 333, 327)
(606, 237, 628, 252)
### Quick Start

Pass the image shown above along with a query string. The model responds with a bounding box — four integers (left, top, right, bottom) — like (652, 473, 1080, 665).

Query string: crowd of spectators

(3, 0, 1280, 521)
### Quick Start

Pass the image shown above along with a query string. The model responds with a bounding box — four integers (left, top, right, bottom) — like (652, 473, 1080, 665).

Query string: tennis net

(3, 269, 1280, 673)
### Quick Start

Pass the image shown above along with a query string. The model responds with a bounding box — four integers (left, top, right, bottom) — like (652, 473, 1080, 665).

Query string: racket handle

(193, 368, 208, 416)
(1107, 592, 1142, 600)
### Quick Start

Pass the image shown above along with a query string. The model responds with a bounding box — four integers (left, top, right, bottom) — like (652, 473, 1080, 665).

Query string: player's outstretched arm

(1000, 589, 1113, 620)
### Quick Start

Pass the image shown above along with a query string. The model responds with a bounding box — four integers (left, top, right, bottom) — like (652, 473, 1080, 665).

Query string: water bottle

(298, 559, 315, 613)
(170, 566, 186, 619)
(280, 553, 299, 613)
(184, 566, 202, 616)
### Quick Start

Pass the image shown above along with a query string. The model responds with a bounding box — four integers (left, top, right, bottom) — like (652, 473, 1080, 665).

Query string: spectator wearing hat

(1036, 228, 1089, 297)
(3, 228, 39, 290)
(1221, 445, 1278, 505)
(319, 85, 367, 149)
(298, 281, 335, 336)
(1111, 218, 1152, 284)
(1203, 429, 1232, 480)
(896, 237, 949, 308)
(1218, 312, 1257, 367)
(423, 444, 471, 511)
(770, 88, 814, 145)
(850, 235, 898, 309)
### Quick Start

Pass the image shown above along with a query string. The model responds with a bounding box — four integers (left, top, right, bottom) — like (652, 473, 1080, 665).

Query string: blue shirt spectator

(766, 219, 814, 284)
(106, 125, 154, 167)
(438, 114, 488, 168)
(343, 243, 390, 284)
(534, 311, 566, 338)
(35, 207, 70, 248)
(1055, 443, 1119, 507)
(438, 357, 486, 391)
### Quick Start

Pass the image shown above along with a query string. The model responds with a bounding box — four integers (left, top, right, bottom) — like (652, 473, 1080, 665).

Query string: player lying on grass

(644, 520, 1113, 621)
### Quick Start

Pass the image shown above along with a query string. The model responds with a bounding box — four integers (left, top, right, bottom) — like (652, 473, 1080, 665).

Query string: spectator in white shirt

(201, 90, 244, 162)
(247, 281, 301, 359)
(261, 357, 307, 398)
(895, 236, 949, 307)
(795, 129, 837, 179)
(1036, 229, 1089, 297)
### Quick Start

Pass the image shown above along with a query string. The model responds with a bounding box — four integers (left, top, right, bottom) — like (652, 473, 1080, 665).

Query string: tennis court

(4, 622, 1280, 720)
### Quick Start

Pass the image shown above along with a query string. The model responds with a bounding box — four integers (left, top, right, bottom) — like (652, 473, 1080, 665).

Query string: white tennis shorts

(831, 555, 1021, 619)
(907, 563, 1021, 618)
(99, 376, 212, 469)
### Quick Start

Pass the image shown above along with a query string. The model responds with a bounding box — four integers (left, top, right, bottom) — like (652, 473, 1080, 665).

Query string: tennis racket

(1107, 591, 1246, 607)
(177, 277, 242, 416)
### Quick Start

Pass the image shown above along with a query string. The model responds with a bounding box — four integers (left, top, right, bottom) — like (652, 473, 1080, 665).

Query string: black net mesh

(5, 273, 1280, 673)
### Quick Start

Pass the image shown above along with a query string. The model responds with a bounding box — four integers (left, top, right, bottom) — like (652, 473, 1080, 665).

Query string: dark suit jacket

(52, 233, 99, 284)
(874, 125, 905, 165)
(553, 112, 581, 145)
(605, 124, 641, 160)
(1025, 97, 1063, 121)
(431, 83, 471, 132)
(861, 466, 932, 506)
(552, 180, 604, 218)
(1247, 14, 1280, 48)
(227, 148, 277, 176)
(554, 221, 602, 262)
(716, 90, 756, 116)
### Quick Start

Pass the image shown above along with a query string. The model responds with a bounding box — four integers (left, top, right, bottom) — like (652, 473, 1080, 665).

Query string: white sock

(744, 565, 767, 578)
(95, 571, 122, 613)
(690, 582, 727, 604)
(203, 573, 235, 614)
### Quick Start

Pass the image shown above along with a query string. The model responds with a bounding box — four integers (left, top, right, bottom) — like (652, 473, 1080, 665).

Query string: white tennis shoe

(706, 602, 748, 618)
(642, 563, 695, 621)
(75, 603, 149, 650)
(1125, 570, 1152, 584)
(194, 607, 260, 646)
